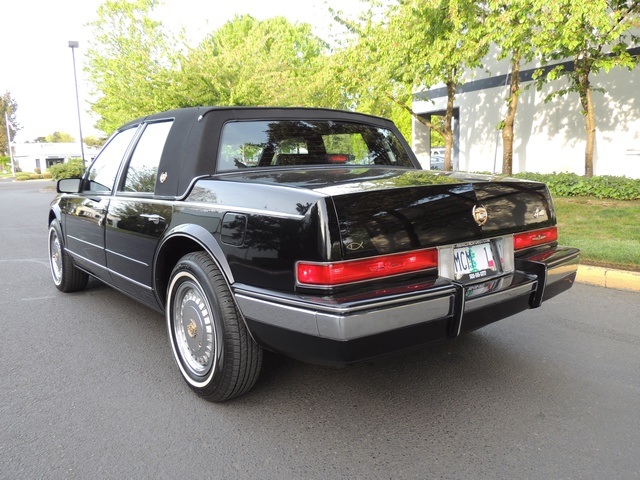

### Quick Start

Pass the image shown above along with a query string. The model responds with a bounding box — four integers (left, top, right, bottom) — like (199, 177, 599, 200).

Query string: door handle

(140, 213, 165, 225)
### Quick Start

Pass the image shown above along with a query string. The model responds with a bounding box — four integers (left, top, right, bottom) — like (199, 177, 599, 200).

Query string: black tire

(166, 252, 263, 402)
(48, 219, 89, 293)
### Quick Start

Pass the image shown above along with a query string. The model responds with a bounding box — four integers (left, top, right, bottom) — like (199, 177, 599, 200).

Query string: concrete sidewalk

(576, 265, 640, 293)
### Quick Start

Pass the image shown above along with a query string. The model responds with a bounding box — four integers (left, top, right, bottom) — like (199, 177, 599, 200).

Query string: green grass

(555, 197, 640, 272)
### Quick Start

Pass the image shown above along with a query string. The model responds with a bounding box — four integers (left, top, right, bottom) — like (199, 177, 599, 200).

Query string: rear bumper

(234, 246, 579, 365)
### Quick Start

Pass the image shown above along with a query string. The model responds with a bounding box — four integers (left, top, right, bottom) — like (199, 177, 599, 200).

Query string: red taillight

(513, 226, 558, 250)
(297, 248, 438, 286)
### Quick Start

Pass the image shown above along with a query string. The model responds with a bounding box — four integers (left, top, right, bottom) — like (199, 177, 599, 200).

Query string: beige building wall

(412, 45, 640, 178)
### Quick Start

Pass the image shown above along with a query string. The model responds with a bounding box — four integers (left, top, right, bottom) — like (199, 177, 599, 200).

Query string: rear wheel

(48, 219, 89, 293)
(166, 252, 262, 402)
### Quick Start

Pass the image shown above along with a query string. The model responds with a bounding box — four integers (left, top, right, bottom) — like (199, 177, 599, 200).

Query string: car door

(63, 127, 139, 282)
(105, 120, 173, 309)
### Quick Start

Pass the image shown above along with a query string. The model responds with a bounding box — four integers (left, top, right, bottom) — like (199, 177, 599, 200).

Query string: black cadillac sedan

(48, 107, 579, 401)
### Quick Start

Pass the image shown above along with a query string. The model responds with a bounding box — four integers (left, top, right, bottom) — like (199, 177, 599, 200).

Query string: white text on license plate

(453, 242, 497, 280)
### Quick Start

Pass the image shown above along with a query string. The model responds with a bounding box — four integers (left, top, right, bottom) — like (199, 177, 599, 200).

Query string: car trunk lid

(315, 170, 555, 260)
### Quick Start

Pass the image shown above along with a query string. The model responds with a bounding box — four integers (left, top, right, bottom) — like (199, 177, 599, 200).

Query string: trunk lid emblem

(472, 205, 488, 226)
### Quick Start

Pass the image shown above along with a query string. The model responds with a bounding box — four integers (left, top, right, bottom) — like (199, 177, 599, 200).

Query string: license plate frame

(453, 240, 500, 281)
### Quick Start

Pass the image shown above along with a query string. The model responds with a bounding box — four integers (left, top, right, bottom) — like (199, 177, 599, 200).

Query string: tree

(44, 132, 75, 143)
(1, 91, 20, 157)
(332, 0, 489, 170)
(87, 0, 179, 134)
(84, 136, 108, 148)
(320, 3, 416, 139)
(87, 4, 335, 132)
(173, 15, 331, 108)
(536, 0, 640, 177)
(484, 1, 546, 175)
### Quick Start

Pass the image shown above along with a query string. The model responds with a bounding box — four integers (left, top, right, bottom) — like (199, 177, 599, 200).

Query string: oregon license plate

(453, 241, 498, 280)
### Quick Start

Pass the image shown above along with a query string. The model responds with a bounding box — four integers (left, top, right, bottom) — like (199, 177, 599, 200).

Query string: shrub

(511, 172, 640, 201)
(48, 158, 85, 181)
(29, 173, 42, 179)
(42, 172, 52, 179)
(1, 156, 11, 172)
(15, 174, 30, 181)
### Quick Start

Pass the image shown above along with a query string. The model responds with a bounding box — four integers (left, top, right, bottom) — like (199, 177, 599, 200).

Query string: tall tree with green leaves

(334, 0, 489, 170)
(536, 0, 640, 177)
(87, 5, 336, 131)
(86, 0, 178, 134)
(324, 2, 416, 139)
(1, 91, 20, 157)
(35, 132, 75, 143)
(484, 1, 547, 175)
(173, 15, 331, 108)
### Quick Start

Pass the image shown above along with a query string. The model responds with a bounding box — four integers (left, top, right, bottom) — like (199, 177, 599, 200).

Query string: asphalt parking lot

(1, 180, 639, 479)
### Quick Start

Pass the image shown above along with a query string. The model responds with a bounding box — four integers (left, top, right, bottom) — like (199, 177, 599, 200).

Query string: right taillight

(513, 226, 558, 251)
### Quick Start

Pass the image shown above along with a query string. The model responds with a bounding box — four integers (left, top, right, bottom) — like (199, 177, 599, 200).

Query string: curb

(576, 265, 640, 293)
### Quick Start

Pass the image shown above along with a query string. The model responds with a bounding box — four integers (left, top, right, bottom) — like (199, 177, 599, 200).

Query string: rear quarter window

(121, 121, 173, 194)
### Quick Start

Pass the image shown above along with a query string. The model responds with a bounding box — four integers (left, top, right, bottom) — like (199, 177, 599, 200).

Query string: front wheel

(48, 219, 89, 293)
(166, 252, 262, 402)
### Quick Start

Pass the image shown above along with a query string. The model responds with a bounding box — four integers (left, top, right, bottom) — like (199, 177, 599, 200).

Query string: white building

(10, 142, 100, 173)
(411, 45, 640, 179)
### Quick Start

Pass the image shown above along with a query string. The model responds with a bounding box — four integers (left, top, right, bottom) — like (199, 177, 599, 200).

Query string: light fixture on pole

(68, 40, 86, 167)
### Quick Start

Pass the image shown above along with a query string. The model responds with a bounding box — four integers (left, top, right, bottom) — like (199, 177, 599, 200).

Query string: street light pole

(68, 40, 86, 168)
(4, 112, 16, 176)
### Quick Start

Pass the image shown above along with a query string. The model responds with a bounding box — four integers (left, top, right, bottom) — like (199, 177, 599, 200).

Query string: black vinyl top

(117, 107, 406, 199)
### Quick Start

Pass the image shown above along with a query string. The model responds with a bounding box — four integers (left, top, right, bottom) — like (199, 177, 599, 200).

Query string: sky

(3, 0, 366, 143)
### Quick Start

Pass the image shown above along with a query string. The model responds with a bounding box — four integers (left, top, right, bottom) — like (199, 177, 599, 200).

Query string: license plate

(453, 241, 498, 280)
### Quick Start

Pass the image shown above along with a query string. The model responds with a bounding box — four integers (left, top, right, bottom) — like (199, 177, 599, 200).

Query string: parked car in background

(48, 107, 580, 401)
(430, 154, 445, 170)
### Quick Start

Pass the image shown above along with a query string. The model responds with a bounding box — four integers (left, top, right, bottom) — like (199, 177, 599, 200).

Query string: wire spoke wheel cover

(48, 226, 63, 285)
(166, 252, 263, 402)
(171, 275, 217, 381)
(47, 220, 88, 293)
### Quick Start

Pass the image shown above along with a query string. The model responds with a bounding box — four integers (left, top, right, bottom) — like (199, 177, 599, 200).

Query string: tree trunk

(444, 80, 456, 171)
(575, 56, 595, 178)
(502, 55, 520, 176)
(583, 85, 596, 178)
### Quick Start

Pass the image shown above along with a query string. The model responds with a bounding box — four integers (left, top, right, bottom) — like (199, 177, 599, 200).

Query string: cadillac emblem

(159, 171, 168, 183)
(472, 205, 488, 226)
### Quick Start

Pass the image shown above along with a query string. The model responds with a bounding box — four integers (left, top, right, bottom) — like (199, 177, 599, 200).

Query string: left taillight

(296, 248, 439, 287)
(513, 226, 558, 251)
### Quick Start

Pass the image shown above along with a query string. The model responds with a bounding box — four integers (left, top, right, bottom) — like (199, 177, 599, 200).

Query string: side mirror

(57, 178, 82, 194)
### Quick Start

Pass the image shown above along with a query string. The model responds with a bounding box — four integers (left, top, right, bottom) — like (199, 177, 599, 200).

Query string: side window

(218, 121, 269, 170)
(85, 127, 137, 193)
(122, 121, 173, 193)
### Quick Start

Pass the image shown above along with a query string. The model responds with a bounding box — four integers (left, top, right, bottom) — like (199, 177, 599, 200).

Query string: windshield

(217, 120, 414, 172)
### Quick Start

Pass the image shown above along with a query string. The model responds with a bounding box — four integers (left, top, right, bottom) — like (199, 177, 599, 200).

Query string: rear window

(217, 120, 413, 172)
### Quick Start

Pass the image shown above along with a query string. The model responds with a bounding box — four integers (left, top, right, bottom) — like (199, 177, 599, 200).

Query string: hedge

(48, 158, 85, 181)
(510, 172, 640, 201)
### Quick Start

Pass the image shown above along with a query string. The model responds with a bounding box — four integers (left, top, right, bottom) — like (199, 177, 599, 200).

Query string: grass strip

(554, 197, 640, 272)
